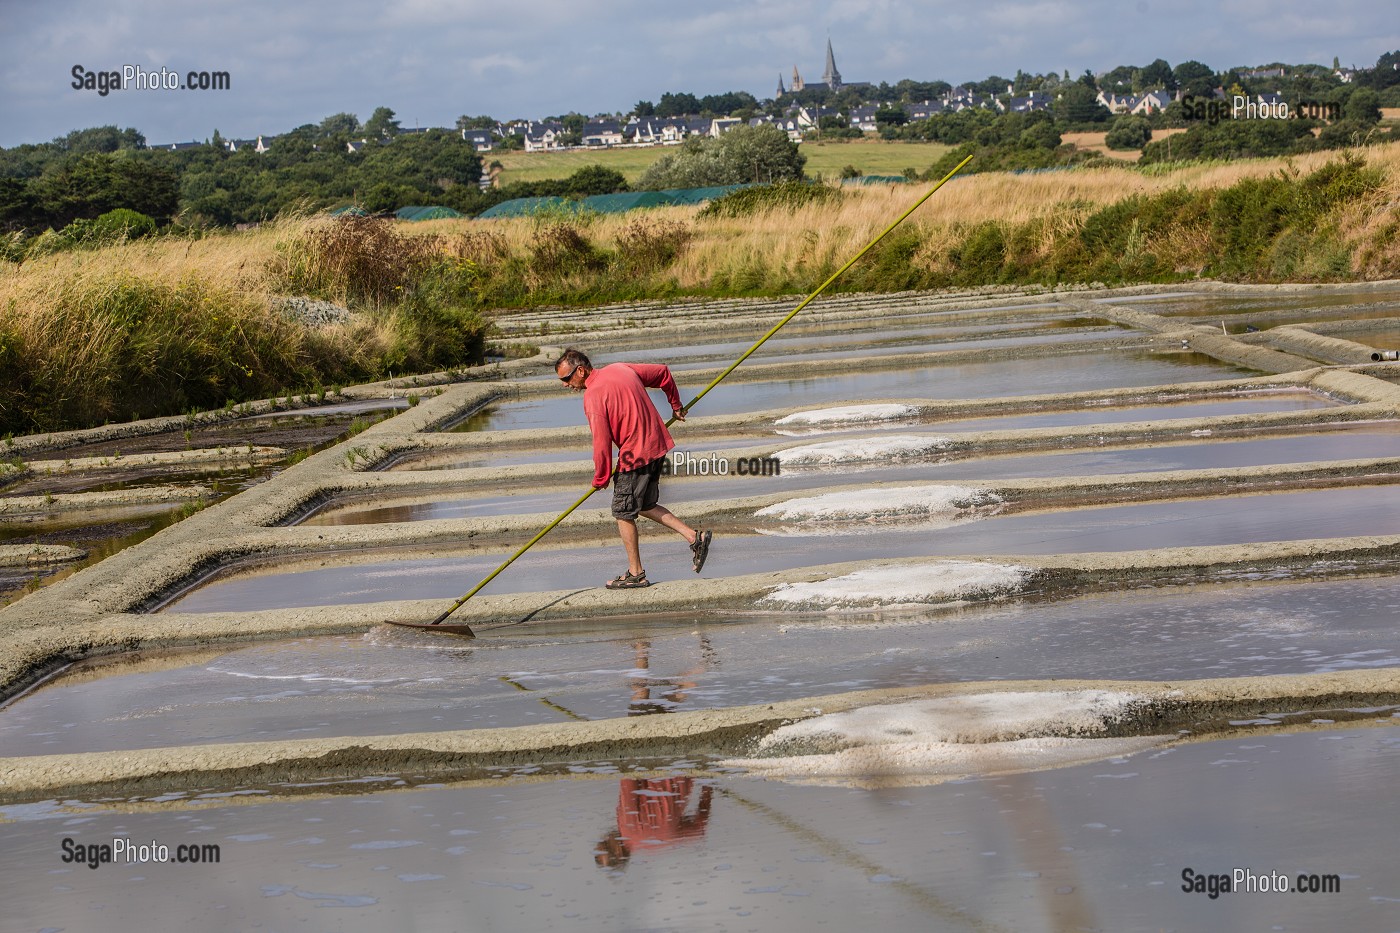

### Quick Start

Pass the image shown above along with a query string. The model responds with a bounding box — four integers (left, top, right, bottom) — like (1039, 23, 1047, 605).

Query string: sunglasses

(558, 364, 580, 384)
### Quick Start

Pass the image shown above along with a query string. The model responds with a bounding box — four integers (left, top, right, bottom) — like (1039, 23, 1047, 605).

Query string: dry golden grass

(1061, 128, 1188, 163)
(331, 141, 1400, 294)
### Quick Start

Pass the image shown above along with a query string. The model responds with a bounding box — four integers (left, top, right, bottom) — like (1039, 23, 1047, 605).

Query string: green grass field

(488, 139, 954, 186)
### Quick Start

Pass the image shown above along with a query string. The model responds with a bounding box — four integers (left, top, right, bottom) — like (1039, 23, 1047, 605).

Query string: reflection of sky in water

(1, 727, 1395, 932)
(640, 328, 1122, 372)
(316, 422, 1400, 526)
(172, 485, 1400, 614)
(12, 576, 1400, 754)
(588, 305, 1070, 365)
(464, 351, 1247, 432)
(1116, 284, 1400, 318)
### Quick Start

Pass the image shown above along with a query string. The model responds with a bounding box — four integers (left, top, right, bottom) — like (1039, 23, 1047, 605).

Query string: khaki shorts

(612, 457, 666, 520)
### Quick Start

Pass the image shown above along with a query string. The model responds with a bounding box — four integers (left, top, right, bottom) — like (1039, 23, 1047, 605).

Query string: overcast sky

(1, 0, 1395, 148)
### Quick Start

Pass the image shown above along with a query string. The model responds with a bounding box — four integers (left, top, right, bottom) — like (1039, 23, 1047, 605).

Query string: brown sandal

(605, 570, 650, 589)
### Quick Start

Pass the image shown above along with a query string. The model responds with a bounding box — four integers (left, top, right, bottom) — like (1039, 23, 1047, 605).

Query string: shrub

(51, 208, 157, 251)
(698, 181, 841, 219)
(274, 215, 437, 306)
(529, 219, 605, 277)
(1105, 116, 1153, 151)
(638, 124, 805, 190)
(614, 218, 693, 275)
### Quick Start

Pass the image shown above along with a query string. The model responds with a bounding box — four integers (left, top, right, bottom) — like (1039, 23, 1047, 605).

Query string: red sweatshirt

(582, 363, 682, 486)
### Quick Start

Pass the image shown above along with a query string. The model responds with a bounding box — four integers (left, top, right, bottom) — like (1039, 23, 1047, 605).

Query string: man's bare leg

(638, 505, 698, 544)
(617, 518, 645, 576)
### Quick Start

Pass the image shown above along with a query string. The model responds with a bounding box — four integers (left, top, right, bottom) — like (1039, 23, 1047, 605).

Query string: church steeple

(822, 38, 842, 89)
(777, 73, 786, 98)
(791, 65, 804, 93)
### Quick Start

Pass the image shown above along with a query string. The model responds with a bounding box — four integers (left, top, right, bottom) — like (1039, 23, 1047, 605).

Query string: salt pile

(755, 485, 1001, 525)
(775, 404, 918, 426)
(774, 434, 952, 465)
(762, 560, 1030, 608)
(725, 690, 1169, 785)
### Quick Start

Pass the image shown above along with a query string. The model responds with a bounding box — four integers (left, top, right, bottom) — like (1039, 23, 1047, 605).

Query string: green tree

(1020, 121, 1062, 149)
(360, 130, 481, 191)
(1344, 87, 1382, 123)
(30, 152, 179, 227)
(1057, 83, 1111, 123)
(637, 124, 804, 189)
(655, 92, 701, 117)
(0, 177, 36, 231)
(1140, 58, 1176, 90)
(1361, 50, 1400, 90)
(874, 105, 907, 126)
(564, 165, 627, 196)
(320, 113, 360, 136)
(1173, 60, 1217, 98)
(1105, 114, 1153, 150)
(455, 114, 497, 131)
(634, 100, 655, 117)
(58, 125, 146, 153)
(363, 107, 401, 138)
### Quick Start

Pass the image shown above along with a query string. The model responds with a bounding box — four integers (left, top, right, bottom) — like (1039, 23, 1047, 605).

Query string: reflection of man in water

(627, 635, 714, 716)
(594, 776, 714, 869)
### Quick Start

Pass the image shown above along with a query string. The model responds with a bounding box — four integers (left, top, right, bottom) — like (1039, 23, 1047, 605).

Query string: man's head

(555, 348, 592, 392)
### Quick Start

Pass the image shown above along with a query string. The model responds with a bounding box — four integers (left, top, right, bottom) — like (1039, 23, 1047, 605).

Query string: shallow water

(1117, 287, 1400, 320)
(10, 576, 1400, 755)
(167, 484, 1400, 613)
(661, 329, 1126, 372)
(1, 725, 1395, 931)
(605, 310, 1083, 367)
(383, 391, 1341, 474)
(40, 402, 406, 461)
(455, 351, 1246, 433)
(311, 419, 1400, 527)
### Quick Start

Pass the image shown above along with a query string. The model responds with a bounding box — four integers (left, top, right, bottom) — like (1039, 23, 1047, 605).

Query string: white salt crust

(725, 690, 1167, 783)
(774, 434, 952, 465)
(774, 404, 919, 426)
(762, 560, 1029, 608)
(755, 485, 1001, 522)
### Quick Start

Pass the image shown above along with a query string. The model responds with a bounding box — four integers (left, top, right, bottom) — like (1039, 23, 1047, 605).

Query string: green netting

(664, 185, 747, 204)
(477, 185, 750, 218)
(580, 191, 681, 212)
(328, 205, 369, 217)
(476, 197, 574, 218)
(842, 175, 911, 185)
(394, 205, 464, 221)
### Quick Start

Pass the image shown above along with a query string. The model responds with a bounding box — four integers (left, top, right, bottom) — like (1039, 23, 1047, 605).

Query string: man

(556, 348, 712, 589)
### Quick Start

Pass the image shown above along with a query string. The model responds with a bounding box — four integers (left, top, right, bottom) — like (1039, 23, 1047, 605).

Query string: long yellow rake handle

(428, 154, 974, 628)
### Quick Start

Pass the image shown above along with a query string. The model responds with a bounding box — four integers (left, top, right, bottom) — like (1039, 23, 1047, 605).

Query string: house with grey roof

(522, 120, 565, 151)
(1097, 91, 1133, 114)
(1130, 90, 1174, 115)
(460, 128, 496, 151)
(582, 120, 623, 147)
(1001, 91, 1052, 113)
(906, 100, 946, 120)
(709, 117, 742, 137)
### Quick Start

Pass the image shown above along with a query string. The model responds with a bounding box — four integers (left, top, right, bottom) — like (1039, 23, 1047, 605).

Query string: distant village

(150, 42, 1372, 165)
